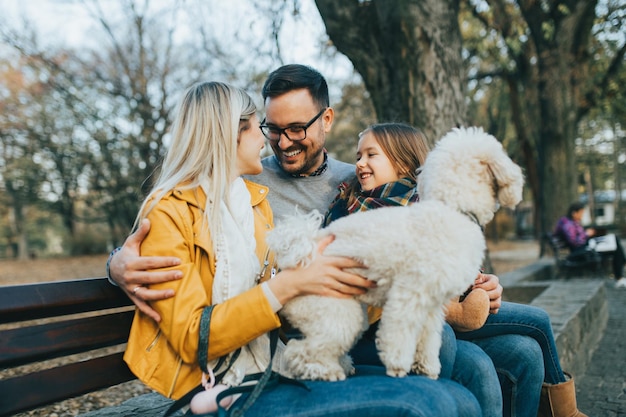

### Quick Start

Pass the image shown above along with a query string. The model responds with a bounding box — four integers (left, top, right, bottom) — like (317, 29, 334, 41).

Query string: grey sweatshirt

(245, 155, 355, 222)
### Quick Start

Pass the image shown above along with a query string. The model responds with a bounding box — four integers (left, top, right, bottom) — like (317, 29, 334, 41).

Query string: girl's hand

(473, 273, 503, 314)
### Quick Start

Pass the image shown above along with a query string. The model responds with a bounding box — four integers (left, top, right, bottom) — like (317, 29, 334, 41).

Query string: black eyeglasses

(259, 108, 327, 141)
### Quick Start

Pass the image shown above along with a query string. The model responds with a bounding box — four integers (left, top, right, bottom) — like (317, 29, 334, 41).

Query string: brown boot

(538, 373, 588, 417)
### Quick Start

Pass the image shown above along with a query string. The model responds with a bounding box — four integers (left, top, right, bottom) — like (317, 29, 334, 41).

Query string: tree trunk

(8, 199, 29, 261)
(315, 0, 466, 144)
(613, 121, 622, 225)
(535, 54, 577, 237)
(523, 0, 592, 236)
(506, 74, 539, 219)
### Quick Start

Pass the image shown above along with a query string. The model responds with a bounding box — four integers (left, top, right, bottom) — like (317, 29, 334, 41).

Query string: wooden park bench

(0, 277, 140, 416)
(543, 233, 602, 276)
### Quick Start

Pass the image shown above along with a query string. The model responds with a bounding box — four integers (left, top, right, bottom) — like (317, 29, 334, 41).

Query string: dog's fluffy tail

(266, 209, 324, 269)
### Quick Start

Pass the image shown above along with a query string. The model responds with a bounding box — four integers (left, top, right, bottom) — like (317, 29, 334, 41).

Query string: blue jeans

(351, 322, 495, 416)
(244, 365, 481, 416)
(457, 301, 554, 417)
(452, 340, 502, 417)
(350, 321, 456, 378)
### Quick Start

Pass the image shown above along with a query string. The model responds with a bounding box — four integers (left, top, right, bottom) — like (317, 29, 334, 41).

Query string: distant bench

(543, 233, 603, 276)
(0, 278, 138, 416)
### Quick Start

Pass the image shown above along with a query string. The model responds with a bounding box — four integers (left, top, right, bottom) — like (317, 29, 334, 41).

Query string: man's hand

(473, 273, 503, 314)
(110, 219, 182, 322)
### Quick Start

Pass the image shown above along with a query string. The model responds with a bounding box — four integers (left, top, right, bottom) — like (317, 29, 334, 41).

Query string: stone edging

(500, 260, 609, 377)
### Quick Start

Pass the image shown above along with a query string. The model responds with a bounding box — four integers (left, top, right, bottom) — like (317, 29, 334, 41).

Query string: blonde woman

(122, 81, 480, 416)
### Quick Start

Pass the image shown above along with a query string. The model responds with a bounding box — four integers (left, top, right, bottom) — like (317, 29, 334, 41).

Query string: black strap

(198, 305, 215, 373)
(223, 330, 279, 417)
(162, 354, 245, 417)
(164, 304, 308, 416)
(163, 305, 239, 417)
(190, 329, 309, 417)
(198, 304, 242, 375)
(163, 384, 205, 417)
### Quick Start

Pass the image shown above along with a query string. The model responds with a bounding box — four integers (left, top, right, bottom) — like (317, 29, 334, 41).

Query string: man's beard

(278, 146, 324, 176)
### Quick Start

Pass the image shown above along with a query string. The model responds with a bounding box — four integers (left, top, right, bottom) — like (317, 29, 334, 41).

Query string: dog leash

(162, 347, 241, 417)
(189, 329, 308, 417)
(163, 328, 308, 417)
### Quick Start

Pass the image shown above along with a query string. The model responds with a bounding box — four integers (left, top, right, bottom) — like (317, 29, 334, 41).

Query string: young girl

(324, 123, 491, 332)
(122, 84, 479, 417)
(325, 122, 587, 417)
(323, 123, 501, 417)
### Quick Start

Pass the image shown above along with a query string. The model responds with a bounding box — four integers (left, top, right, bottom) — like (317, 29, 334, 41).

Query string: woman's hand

(472, 273, 503, 314)
(267, 235, 374, 305)
(110, 219, 183, 322)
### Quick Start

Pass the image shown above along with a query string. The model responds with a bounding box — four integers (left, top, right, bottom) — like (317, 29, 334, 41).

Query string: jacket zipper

(146, 329, 161, 352)
(167, 357, 184, 398)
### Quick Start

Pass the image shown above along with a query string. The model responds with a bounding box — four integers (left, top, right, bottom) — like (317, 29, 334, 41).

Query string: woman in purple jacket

(554, 202, 626, 288)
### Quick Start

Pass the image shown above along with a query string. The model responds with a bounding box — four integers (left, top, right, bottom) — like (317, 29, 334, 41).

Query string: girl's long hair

(135, 81, 256, 242)
(343, 123, 430, 207)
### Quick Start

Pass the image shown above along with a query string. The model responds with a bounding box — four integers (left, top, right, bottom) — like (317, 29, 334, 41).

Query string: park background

(1, 2, 625, 416)
(0, 0, 624, 265)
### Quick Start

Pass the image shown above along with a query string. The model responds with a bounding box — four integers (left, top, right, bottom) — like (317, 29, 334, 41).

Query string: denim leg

(349, 321, 456, 379)
(612, 238, 626, 278)
(452, 340, 502, 417)
(470, 334, 544, 417)
(457, 301, 565, 384)
(244, 368, 481, 417)
(439, 323, 457, 379)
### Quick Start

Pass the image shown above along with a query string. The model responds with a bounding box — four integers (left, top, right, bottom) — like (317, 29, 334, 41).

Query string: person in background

(554, 201, 626, 289)
(122, 80, 479, 416)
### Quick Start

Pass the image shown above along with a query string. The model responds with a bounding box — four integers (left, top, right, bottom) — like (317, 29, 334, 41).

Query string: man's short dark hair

(262, 64, 329, 109)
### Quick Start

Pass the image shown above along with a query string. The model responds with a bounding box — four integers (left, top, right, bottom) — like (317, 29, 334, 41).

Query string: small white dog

(266, 126, 524, 381)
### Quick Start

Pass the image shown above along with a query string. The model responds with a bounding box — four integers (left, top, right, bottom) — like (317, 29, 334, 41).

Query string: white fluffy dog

(266, 126, 524, 381)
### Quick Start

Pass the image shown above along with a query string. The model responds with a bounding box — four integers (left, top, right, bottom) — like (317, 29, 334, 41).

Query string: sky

(3, 0, 345, 63)
(4, 0, 95, 47)
(2, 0, 356, 91)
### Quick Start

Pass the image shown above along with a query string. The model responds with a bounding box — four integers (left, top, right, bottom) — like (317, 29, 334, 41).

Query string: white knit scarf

(206, 177, 270, 387)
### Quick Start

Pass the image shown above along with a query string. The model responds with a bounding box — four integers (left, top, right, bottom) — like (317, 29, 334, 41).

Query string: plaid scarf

(324, 177, 419, 225)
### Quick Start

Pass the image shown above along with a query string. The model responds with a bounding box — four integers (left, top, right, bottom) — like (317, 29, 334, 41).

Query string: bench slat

(0, 278, 142, 415)
(0, 310, 135, 368)
(0, 277, 132, 324)
(0, 352, 136, 417)
(544, 233, 604, 274)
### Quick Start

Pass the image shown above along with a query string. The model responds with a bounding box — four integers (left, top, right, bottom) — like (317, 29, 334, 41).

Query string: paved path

(576, 279, 626, 416)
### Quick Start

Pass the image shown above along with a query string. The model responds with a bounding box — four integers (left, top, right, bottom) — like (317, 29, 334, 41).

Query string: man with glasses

(107, 64, 541, 416)
(253, 65, 355, 223)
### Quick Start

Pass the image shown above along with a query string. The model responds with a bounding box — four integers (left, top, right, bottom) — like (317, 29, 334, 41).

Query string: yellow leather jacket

(123, 180, 280, 399)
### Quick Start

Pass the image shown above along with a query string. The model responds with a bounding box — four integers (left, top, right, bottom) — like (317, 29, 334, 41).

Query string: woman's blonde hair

(343, 123, 430, 206)
(135, 81, 256, 239)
